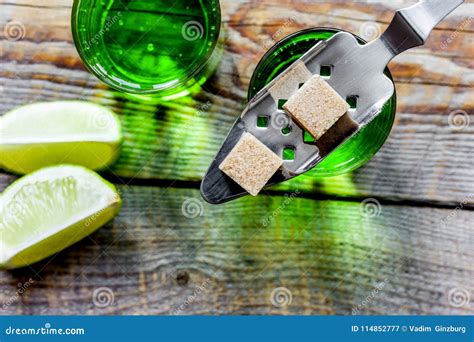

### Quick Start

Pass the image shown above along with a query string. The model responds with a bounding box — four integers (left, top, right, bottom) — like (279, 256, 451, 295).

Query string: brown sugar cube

(268, 61, 313, 102)
(219, 133, 283, 196)
(283, 75, 349, 140)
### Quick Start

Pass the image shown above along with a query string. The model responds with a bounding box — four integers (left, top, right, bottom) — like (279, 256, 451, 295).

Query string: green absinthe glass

(72, 0, 221, 98)
(249, 28, 397, 177)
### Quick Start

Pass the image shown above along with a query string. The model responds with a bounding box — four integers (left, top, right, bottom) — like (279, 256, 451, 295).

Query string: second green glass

(72, 0, 221, 98)
(249, 28, 397, 177)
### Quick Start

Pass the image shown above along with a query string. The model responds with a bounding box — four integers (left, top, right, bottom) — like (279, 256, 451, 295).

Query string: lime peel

(0, 101, 122, 174)
(0, 165, 122, 269)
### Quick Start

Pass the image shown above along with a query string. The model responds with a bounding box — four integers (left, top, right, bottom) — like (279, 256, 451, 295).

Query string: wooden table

(0, 0, 473, 315)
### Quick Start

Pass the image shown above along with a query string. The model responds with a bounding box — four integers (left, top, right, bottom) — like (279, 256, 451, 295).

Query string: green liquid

(72, 0, 221, 96)
(249, 28, 397, 177)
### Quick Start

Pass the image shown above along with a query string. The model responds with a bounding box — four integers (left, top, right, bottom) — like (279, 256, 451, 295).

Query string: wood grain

(1, 0, 473, 206)
(0, 108, 473, 206)
(0, 187, 472, 315)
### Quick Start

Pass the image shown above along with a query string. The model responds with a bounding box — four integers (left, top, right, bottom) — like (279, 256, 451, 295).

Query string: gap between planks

(98, 176, 474, 211)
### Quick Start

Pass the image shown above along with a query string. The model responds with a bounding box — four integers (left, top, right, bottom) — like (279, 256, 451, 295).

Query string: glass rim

(249, 27, 396, 101)
(247, 27, 398, 177)
(71, 0, 222, 95)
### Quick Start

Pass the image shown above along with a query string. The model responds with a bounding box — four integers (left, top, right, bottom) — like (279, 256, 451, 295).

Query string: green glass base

(248, 28, 397, 177)
(72, 0, 221, 97)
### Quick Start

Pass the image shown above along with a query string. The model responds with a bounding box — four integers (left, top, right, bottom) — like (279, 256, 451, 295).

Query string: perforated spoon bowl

(201, 0, 464, 204)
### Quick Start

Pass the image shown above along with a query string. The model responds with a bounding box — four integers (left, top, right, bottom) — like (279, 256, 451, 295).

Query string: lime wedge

(0, 101, 122, 174)
(0, 165, 121, 269)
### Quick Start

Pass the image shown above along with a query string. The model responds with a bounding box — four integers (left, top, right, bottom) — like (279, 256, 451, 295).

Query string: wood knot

(176, 271, 190, 286)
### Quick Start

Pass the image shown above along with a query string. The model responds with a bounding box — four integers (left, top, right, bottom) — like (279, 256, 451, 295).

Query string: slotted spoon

(201, 0, 464, 204)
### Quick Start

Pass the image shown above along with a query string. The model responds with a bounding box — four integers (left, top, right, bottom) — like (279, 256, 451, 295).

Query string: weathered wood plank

(1, 1, 472, 205)
(1, 1, 472, 87)
(1, 73, 474, 204)
(0, 0, 473, 318)
(1, 68, 472, 114)
(0, 0, 474, 314)
(0, 187, 472, 315)
(0, 92, 472, 205)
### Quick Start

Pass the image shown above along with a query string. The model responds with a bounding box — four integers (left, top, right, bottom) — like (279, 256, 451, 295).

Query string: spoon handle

(380, 0, 464, 57)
